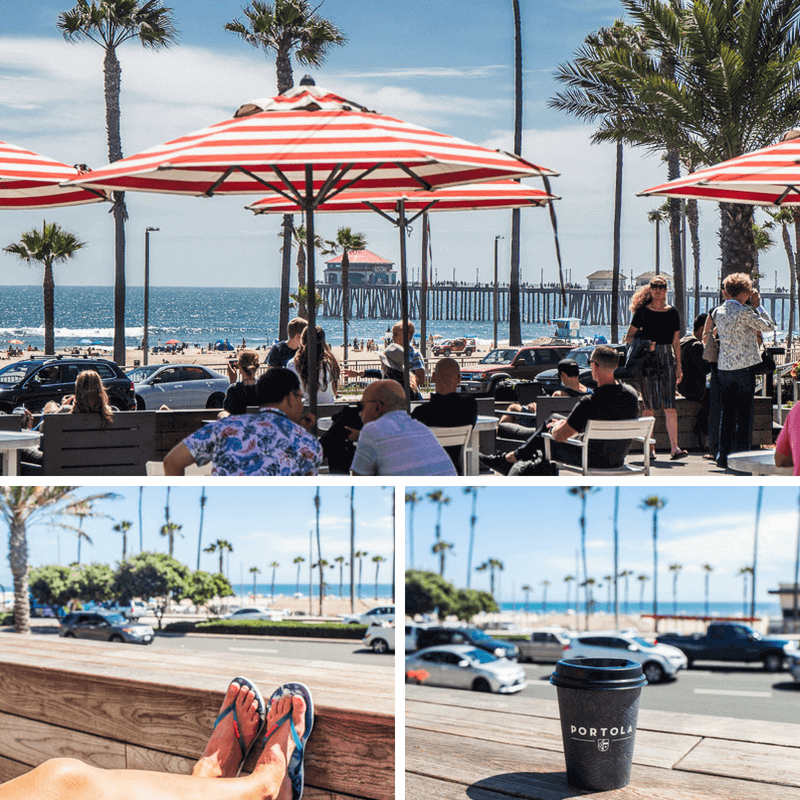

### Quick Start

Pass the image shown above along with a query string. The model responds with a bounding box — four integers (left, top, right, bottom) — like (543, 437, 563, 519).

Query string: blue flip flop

(213, 676, 268, 776)
(263, 682, 315, 800)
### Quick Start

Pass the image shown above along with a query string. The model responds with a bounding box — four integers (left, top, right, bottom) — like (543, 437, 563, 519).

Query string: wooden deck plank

(406, 728, 800, 800)
(125, 744, 195, 774)
(405, 700, 701, 770)
(0, 712, 126, 770)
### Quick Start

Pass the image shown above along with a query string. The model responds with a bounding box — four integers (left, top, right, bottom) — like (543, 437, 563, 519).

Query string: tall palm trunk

(104, 46, 127, 367)
(296, 244, 308, 318)
(342, 250, 350, 362)
(276, 49, 294, 339)
(610, 139, 623, 342)
(686, 199, 701, 315)
(719, 202, 756, 279)
(667, 151, 685, 328)
(509, 0, 523, 346)
(781, 221, 796, 348)
(42, 260, 55, 354)
(9, 518, 30, 634)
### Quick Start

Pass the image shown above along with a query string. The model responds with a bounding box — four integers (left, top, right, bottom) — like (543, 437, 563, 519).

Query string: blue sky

(0, 485, 395, 592)
(405, 485, 799, 606)
(1, 0, 772, 292)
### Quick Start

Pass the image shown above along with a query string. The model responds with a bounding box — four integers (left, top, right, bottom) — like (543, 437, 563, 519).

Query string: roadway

(517, 661, 800, 724)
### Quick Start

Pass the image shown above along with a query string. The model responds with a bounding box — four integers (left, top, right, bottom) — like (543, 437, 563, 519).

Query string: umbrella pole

(397, 199, 412, 409)
(304, 167, 318, 426)
(420, 212, 429, 358)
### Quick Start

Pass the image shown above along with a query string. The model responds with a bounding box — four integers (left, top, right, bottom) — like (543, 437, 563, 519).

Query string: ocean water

(233, 582, 393, 600)
(500, 600, 780, 617)
(0, 285, 614, 352)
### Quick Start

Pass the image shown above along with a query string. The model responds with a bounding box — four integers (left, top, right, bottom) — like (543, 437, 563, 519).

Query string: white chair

(428, 425, 474, 475)
(542, 416, 656, 476)
(146, 460, 213, 476)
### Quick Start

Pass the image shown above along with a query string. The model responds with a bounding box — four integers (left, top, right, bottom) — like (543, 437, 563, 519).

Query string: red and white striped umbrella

(639, 134, 800, 206)
(0, 140, 106, 208)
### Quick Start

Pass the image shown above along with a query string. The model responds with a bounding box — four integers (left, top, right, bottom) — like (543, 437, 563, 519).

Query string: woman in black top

(223, 349, 260, 414)
(625, 276, 686, 459)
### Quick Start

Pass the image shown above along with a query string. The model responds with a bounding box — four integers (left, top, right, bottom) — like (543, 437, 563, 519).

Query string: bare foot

(193, 681, 263, 778)
(253, 693, 306, 800)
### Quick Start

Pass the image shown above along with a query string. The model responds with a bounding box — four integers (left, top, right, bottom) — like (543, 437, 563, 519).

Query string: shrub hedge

(163, 619, 368, 638)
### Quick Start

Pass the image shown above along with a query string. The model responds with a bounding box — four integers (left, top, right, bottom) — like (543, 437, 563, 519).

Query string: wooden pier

(319, 284, 798, 327)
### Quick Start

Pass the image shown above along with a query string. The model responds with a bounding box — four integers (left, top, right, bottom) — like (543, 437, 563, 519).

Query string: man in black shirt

(266, 317, 306, 368)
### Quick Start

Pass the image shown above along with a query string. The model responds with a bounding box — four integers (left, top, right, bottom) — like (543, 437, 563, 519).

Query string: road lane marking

(228, 647, 279, 653)
(693, 689, 772, 698)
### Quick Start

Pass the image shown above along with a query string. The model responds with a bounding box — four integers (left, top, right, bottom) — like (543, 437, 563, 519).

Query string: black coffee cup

(550, 658, 647, 791)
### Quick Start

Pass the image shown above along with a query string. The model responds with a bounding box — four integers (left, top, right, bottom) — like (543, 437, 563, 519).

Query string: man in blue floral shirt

(163, 369, 322, 476)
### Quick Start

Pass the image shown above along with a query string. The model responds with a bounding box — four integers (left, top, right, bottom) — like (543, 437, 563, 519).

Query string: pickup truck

(656, 622, 796, 671)
(460, 345, 572, 397)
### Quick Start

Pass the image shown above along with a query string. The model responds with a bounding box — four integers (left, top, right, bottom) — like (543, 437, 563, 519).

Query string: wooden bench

(0, 633, 394, 800)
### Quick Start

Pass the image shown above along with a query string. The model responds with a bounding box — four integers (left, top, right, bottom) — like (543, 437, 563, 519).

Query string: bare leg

(664, 407, 680, 455)
(0, 695, 306, 800)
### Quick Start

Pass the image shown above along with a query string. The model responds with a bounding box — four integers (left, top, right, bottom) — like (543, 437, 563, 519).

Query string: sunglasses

(649, 283, 667, 290)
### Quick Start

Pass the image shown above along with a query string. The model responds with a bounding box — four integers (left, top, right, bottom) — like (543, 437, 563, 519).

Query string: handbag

(753, 348, 776, 375)
(624, 336, 654, 374)
(702, 333, 719, 363)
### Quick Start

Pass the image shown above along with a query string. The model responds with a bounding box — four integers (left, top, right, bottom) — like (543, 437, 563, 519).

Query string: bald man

(351, 379, 456, 476)
(411, 358, 477, 474)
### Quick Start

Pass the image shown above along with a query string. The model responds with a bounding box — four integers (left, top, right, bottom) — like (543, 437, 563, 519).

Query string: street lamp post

(493, 235, 503, 349)
(143, 227, 159, 365)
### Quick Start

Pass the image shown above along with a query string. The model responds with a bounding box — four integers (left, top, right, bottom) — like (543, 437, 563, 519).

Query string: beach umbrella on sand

(0, 140, 106, 209)
(247, 180, 559, 398)
(8, 339, 24, 345)
(65, 80, 554, 419)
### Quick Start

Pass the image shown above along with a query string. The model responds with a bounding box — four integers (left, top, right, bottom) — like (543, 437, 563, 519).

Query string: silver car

(405, 644, 527, 694)
(128, 363, 229, 410)
(59, 611, 154, 644)
(789, 651, 800, 682)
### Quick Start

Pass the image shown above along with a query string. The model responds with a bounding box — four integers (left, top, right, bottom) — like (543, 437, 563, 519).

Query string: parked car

(127, 363, 229, 410)
(0, 355, 135, 414)
(405, 644, 527, 693)
(459, 346, 572, 397)
(656, 623, 796, 671)
(415, 626, 520, 660)
(342, 605, 395, 625)
(106, 601, 148, 619)
(563, 631, 687, 683)
(532, 344, 631, 393)
(59, 611, 154, 644)
(789, 651, 800, 683)
(432, 337, 477, 357)
(363, 622, 395, 653)
(516, 628, 573, 663)
(221, 606, 285, 621)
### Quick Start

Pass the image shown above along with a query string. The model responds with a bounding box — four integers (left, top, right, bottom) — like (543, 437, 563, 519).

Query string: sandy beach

(219, 593, 393, 619)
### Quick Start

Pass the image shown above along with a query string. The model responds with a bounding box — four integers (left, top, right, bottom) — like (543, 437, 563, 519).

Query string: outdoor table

(317, 414, 498, 476)
(406, 684, 800, 800)
(727, 450, 793, 476)
(0, 430, 40, 476)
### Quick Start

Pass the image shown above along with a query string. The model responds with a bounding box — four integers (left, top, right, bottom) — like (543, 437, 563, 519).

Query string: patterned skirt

(639, 343, 676, 410)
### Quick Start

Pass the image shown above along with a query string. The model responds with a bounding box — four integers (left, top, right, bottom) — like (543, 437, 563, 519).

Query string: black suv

(0, 356, 135, 413)
(415, 626, 520, 660)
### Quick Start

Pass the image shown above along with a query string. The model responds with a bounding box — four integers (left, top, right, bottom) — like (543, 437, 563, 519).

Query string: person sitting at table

(0, 676, 311, 800)
(351, 379, 456, 476)
(163, 368, 322, 476)
(482, 346, 639, 475)
(411, 358, 477, 474)
(775, 402, 800, 475)
(222, 349, 260, 415)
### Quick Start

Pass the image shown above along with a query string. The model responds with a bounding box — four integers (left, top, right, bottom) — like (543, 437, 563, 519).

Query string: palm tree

(596, 0, 800, 279)
(637, 574, 649, 613)
(68, 500, 95, 565)
(568, 486, 599, 630)
(225, 0, 346, 337)
(268, 561, 279, 598)
(668, 563, 683, 615)
(619, 569, 633, 615)
(0, 487, 115, 634)
(372, 554, 386, 599)
(487, 558, 504, 599)
(640, 495, 667, 620)
(563, 574, 575, 612)
(739, 566, 754, 618)
(647, 205, 669, 275)
(196, 488, 207, 571)
(405, 491, 421, 569)
(752, 486, 764, 621)
(322, 227, 367, 363)
(603, 575, 614, 613)
(285, 223, 324, 318)
(766, 208, 797, 346)
(354, 550, 368, 599)
(159, 522, 183, 558)
(112, 520, 132, 561)
(249, 566, 261, 599)
(4, 222, 86, 354)
(522, 584, 532, 614)
(463, 486, 481, 588)
(311, 559, 329, 601)
(427, 490, 451, 550)
(314, 488, 322, 615)
(476, 561, 488, 589)
(541, 580, 551, 614)
(701, 564, 713, 617)
(205, 539, 233, 576)
(58, 0, 177, 365)
(334, 555, 345, 597)
(581, 577, 597, 617)
(432, 542, 453, 578)
(550, 19, 650, 341)
(293, 555, 305, 595)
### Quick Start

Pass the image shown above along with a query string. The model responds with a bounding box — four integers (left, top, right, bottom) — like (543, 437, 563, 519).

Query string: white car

(222, 607, 284, 622)
(363, 622, 395, 653)
(562, 630, 688, 684)
(127, 363, 229, 410)
(343, 605, 395, 625)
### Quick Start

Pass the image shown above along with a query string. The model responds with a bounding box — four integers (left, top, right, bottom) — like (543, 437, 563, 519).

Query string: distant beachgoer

(267, 317, 307, 368)
(222, 349, 260, 415)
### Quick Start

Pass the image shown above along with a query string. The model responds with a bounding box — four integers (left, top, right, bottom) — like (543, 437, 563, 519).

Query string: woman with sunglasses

(625, 277, 687, 459)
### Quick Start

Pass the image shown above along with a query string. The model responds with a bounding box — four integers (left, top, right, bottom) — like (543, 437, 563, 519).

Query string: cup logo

(598, 739, 610, 752)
